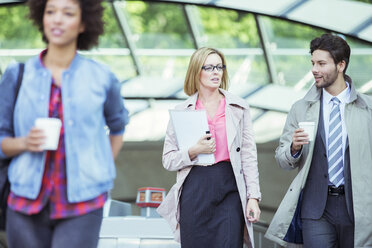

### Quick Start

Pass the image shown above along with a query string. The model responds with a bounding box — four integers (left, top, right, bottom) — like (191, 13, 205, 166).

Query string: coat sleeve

(275, 104, 302, 170)
(162, 120, 198, 171)
(241, 107, 261, 200)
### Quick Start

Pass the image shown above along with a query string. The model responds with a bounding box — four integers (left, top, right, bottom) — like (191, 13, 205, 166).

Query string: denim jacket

(0, 53, 129, 203)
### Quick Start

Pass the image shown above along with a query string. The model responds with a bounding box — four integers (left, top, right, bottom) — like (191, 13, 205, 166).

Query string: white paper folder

(169, 109, 215, 165)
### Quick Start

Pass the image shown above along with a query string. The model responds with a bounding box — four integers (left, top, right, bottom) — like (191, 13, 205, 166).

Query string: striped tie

(328, 97, 344, 187)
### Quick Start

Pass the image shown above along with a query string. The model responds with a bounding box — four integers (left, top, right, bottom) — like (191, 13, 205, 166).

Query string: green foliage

(125, 2, 193, 48)
(122, 2, 261, 49)
(352, 0, 372, 3)
(1, 1, 371, 88)
(263, 17, 324, 48)
(197, 7, 260, 48)
(100, 2, 127, 48)
(0, 5, 43, 48)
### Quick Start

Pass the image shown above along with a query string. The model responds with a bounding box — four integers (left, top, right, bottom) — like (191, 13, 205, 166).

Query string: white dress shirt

(322, 82, 350, 158)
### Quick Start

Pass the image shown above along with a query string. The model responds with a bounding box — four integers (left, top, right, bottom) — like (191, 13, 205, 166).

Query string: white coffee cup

(35, 118, 62, 150)
(299, 122, 315, 141)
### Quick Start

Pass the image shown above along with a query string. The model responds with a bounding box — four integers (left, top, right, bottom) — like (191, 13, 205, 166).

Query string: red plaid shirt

(8, 51, 107, 219)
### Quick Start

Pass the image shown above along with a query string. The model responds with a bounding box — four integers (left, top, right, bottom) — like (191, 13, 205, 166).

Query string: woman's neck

(43, 44, 77, 69)
(198, 88, 223, 104)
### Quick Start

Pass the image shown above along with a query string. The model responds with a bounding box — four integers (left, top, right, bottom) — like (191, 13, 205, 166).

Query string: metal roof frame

(138, 0, 372, 45)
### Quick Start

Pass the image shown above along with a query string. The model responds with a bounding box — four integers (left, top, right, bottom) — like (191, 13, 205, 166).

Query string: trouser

(302, 194, 354, 248)
(6, 206, 103, 248)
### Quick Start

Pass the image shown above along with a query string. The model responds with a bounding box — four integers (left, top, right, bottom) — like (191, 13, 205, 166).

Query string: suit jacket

(301, 95, 354, 221)
(157, 89, 261, 248)
(265, 78, 372, 247)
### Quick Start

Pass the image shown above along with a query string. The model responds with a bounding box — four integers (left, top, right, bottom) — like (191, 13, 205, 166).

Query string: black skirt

(180, 161, 244, 248)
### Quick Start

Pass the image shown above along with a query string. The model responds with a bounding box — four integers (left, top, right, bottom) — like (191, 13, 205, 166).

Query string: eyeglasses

(201, 64, 226, 72)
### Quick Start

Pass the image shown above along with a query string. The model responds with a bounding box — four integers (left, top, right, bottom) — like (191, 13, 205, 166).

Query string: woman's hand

(1, 127, 45, 157)
(24, 127, 45, 152)
(188, 133, 215, 160)
(246, 198, 261, 223)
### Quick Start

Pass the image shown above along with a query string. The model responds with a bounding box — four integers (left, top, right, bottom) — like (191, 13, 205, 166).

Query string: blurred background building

(1, 0, 372, 246)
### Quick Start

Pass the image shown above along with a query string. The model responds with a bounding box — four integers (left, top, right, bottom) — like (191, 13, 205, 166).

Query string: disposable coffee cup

(299, 122, 315, 141)
(35, 118, 62, 150)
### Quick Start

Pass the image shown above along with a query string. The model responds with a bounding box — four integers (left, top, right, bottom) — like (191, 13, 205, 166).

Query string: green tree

(0, 5, 43, 49)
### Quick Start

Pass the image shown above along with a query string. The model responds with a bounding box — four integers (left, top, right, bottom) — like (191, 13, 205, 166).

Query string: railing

(253, 222, 283, 248)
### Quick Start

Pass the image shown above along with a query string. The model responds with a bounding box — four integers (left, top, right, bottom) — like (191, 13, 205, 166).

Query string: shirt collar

(322, 81, 351, 105)
(37, 48, 80, 72)
(39, 49, 48, 68)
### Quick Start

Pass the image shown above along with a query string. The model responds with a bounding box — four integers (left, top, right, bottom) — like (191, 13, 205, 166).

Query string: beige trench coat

(265, 82, 372, 248)
(157, 89, 261, 247)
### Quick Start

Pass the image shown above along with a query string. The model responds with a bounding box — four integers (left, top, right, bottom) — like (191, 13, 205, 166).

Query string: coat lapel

(304, 84, 324, 149)
(182, 89, 247, 151)
(226, 104, 243, 150)
(318, 99, 326, 149)
(221, 89, 247, 151)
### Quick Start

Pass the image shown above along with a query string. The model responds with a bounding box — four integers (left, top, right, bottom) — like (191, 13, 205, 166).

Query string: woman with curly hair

(0, 0, 129, 247)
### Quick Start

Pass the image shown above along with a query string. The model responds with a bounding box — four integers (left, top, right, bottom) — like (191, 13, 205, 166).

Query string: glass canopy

(1, 0, 372, 143)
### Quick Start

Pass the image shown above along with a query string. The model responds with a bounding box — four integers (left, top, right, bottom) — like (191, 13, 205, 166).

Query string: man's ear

(337, 60, 346, 73)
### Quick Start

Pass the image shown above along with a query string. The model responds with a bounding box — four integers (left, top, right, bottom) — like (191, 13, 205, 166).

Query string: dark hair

(310, 33, 351, 75)
(28, 0, 104, 50)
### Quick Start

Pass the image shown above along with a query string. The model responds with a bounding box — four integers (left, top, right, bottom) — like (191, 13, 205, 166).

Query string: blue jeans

(6, 206, 103, 248)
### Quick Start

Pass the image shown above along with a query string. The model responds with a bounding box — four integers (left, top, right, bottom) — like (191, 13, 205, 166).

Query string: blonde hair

(184, 47, 229, 96)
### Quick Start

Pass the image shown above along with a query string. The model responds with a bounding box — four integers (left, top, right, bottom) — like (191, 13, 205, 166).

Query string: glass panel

(346, 38, 372, 93)
(262, 17, 324, 88)
(0, 3, 137, 81)
(226, 54, 267, 96)
(195, 6, 269, 94)
(135, 55, 190, 81)
(113, 1, 195, 95)
(196, 7, 260, 49)
(83, 2, 136, 81)
(124, 100, 183, 141)
(100, 2, 127, 49)
(263, 16, 372, 93)
(124, 1, 194, 49)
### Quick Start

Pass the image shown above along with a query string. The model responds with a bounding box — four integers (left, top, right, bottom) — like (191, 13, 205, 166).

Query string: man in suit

(293, 33, 354, 247)
(265, 33, 372, 247)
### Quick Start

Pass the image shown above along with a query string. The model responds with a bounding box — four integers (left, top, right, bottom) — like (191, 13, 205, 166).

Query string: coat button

(240, 169, 243, 174)
(236, 147, 240, 152)
(324, 174, 327, 178)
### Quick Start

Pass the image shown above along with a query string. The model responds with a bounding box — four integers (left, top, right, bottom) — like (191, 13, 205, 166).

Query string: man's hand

(291, 128, 309, 155)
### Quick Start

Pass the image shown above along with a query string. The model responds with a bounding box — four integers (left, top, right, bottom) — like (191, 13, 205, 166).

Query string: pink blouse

(195, 98, 230, 163)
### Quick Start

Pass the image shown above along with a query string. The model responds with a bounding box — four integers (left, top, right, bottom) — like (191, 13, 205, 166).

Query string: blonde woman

(158, 47, 261, 248)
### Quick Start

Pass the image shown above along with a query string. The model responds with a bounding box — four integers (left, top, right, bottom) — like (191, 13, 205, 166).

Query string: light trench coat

(265, 81, 372, 247)
(157, 89, 261, 247)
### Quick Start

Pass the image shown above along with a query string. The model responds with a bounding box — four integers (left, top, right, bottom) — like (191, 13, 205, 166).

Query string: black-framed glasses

(201, 64, 226, 72)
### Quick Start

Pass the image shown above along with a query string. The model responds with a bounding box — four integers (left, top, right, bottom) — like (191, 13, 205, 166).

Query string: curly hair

(28, 0, 104, 50)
